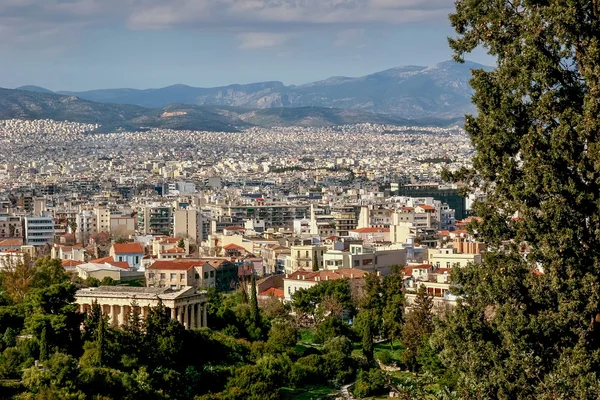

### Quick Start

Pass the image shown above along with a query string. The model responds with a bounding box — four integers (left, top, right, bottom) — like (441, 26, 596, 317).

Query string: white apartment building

(323, 244, 407, 276)
(24, 215, 55, 246)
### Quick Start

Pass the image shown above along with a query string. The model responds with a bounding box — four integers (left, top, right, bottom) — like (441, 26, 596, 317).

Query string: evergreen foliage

(402, 285, 433, 370)
(434, 1, 600, 397)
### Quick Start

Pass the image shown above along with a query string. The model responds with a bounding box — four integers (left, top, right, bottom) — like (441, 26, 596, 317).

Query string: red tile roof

(260, 287, 284, 298)
(161, 247, 185, 254)
(0, 238, 23, 247)
(90, 256, 115, 264)
(416, 204, 436, 211)
(352, 227, 390, 233)
(62, 259, 83, 268)
(223, 243, 246, 251)
(112, 243, 144, 254)
(149, 259, 205, 271)
(110, 261, 131, 270)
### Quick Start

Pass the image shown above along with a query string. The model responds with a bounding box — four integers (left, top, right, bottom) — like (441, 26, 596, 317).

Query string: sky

(0, 0, 495, 91)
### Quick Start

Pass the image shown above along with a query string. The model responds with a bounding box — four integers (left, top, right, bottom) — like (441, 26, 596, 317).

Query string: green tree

(249, 274, 259, 329)
(85, 277, 100, 287)
(101, 276, 116, 286)
(39, 325, 49, 362)
(177, 238, 185, 249)
(292, 279, 354, 324)
(402, 285, 433, 371)
(3, 327, 17, 347)
(433, 0, 600, 398)
(0, 254, 35, 303)
(382, 273, 405, 350)
(267, 323, 298, 353)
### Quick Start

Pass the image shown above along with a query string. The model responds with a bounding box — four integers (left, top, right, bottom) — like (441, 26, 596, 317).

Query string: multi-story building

(95, 208, 111, 233)
(323, 244, 407, 276)
(283, 268, 368, 302)
(173, 209, 203, 243)
(138, 205, 173, 236)
(24, 215, 55, 246)
(0, 213, 23, 239)
(286, 243, 327, 273)
(428, 247, 482, 269)
(331, 205, 358, 236)
(146, 259, 216, 290)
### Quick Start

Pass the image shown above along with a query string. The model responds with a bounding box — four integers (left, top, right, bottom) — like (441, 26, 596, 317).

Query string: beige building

(95, 208, 111, 233)
(323, 244, 407, 276)
(287, 243, 327, 273)
(51, 244, 87, 262)
(283, 268, 368, 302)
(146, 259, 216, 290)
(428, 247, 482, 269)
(173, 209, 203, 243)
(76, 262, 125, 281)
(75, 286, 208, 330)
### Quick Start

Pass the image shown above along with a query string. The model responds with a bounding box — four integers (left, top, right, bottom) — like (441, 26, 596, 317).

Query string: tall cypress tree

(95, 314, 106, 367)
(39, 325, 49, 362)
(250, 274, 260, 327)
(434, 1, 600, 398)
(402, 285, 433, 371)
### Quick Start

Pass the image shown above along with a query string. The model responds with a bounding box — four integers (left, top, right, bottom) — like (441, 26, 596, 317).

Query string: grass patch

(281, 385, 338, 400)
(299, 328, 315, 344)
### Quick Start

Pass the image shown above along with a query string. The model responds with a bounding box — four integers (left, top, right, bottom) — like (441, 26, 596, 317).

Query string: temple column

(111, 305, 119, 327)
(190, 304, 195, 329)
(120, 305, 128, 326)
(203, 303, 207, 328)
(183, 305, 188, 329)
(170, 307, 176, 321)
(177, 307, 183, 325)
(196, 303, 201, 328)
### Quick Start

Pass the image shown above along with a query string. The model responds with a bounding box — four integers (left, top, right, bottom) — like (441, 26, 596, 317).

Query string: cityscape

(1, 0, 598, 399)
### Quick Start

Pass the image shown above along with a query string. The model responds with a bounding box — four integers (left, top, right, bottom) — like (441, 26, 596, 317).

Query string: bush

(353, 368, 387, 398)
(377, 350, 393, 366)
(313, 317, 350, 344)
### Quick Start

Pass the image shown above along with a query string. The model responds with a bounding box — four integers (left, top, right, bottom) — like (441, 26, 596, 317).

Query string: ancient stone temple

(75, 286, 208, 330)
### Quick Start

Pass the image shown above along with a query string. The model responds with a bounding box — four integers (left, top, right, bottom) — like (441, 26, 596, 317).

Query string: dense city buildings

(0, 118, 481, 311)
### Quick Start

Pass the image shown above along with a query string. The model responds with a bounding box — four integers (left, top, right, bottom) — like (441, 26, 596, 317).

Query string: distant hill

(54, 60, 489, 120)
(15, 85, 55, 94)
(0, 88, 448, 132)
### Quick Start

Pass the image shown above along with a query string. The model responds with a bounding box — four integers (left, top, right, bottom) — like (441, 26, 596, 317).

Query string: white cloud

(0, 0, 454, 45)
(237, 32, 289, 49)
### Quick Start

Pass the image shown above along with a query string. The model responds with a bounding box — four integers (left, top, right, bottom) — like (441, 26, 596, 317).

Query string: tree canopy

(436, 1, 600, 398)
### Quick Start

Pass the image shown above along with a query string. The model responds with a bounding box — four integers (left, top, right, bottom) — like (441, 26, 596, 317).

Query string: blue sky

(0, 0, 494, 91)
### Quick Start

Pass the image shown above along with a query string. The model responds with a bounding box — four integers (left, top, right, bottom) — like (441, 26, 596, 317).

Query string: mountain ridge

(1, 88, 459, 132)
(16, 60, 489, 120)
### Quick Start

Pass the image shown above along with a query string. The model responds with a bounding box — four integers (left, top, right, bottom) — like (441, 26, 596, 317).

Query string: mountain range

(4, 60, 489, 131)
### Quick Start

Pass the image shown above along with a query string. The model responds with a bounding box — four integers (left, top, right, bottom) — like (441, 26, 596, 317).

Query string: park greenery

(0, 256, 455, 399)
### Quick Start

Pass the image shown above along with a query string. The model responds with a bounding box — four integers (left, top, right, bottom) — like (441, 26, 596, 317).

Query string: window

(305, 250, 309, 257)
(210, 271, 214, 278)
(160, 273, 165, 279)
(118, 256, 123, 262)
(354, 260, 359, 267)
(135, 256, 140, 264)
(446, 262, 450, 268)
(180, 273, 185, 281)
(170, 273, 176, 280)
(195, 273, 200, 279)
(204, 272, 208, 279)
